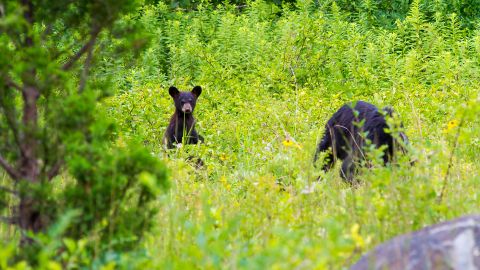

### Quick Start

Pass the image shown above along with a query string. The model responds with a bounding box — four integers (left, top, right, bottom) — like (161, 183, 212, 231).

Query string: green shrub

(0, 1, 168, 267)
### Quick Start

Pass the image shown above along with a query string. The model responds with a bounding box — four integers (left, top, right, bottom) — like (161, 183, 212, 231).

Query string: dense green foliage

(1, 0, 480, 268)
(106, 0, 479, 268)
(0, 0, 168, 267)
(159, 0, 480, 29)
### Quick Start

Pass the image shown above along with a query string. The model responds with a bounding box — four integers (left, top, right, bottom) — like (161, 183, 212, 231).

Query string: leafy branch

(0, 154, 20, 180)
(62, 26, 102, 71)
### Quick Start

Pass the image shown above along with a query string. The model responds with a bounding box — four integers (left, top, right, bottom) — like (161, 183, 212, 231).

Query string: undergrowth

(103, 0, 480, 268)
(1, 0, 479, 268)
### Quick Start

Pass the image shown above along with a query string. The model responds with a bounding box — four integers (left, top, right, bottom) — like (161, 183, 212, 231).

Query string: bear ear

(169, 86, 179, 98)
(192, 86, 202, 98)
(382, 106, 394, 117)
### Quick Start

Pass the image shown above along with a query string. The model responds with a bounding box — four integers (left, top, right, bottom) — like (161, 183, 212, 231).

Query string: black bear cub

(164, 86, 204, 149)
(314, 101, 408, 182)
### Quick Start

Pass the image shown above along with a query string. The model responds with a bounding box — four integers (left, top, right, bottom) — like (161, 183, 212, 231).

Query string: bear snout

(182, 103, 193, 113)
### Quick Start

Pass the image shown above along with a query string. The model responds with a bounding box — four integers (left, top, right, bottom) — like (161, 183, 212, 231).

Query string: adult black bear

(163, 86, 204, 149)
(314, 101, 408, 182)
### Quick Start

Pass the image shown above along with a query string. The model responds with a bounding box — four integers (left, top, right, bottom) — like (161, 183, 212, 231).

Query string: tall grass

(101, 0, 480, 268)
(1, 0, 478, 268)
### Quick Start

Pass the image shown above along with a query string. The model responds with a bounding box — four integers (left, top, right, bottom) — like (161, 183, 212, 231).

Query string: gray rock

(350, 215, 480, 270)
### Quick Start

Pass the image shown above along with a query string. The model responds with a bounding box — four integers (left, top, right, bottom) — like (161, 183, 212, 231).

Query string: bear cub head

(169, 86, 202, 115)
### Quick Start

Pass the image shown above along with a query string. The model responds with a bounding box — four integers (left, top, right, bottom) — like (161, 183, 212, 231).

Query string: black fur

(314, 101, 408, 182)
(164, 86, 204, 149)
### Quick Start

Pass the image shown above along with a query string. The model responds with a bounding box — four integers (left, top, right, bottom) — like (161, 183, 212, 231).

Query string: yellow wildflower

(282, 139, 294, 147)
(447, 119, 458, 129)
(282, 135, 302, 149)
(444, 119, 459, 133)
(220, 176, 231, 191)
(350, 223, 365, 249)
(220, 176, 227, 184)
(220, 153, 228, 161)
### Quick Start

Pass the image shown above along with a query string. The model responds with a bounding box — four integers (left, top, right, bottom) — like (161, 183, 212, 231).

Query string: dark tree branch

(18, 0, 40, 184)
(0, 98, 24, 156)
(20, 84, 40, 183)
(62, 26, 101, 71)
(21, 0, 34, 47)
(78, 38, 96, 93)
(0, 216, 18, 225)
(51, 32, 88, 61)
(1, 76, 23, 151)
(21, 0, 34, 24)
(0, 154, 20, 180)
(4, 76, 22, 92)
(0, 185, 18, 195)
(47, 160, 62, 181)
